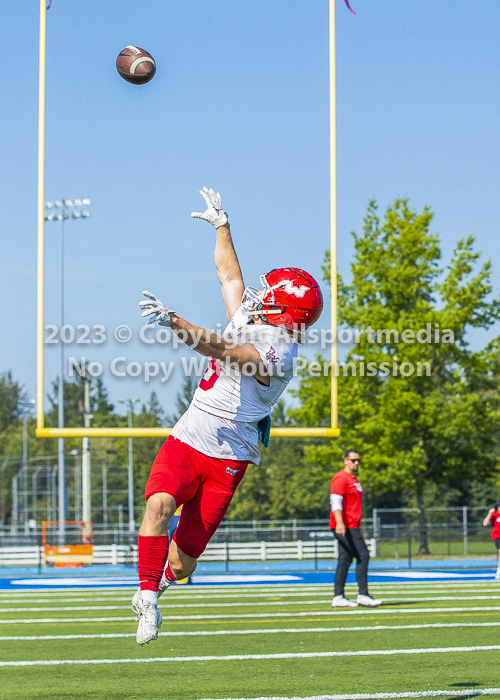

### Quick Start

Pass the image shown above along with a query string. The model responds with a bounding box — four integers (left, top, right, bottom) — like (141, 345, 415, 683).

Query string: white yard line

(0, 581, 496, 600)
(1, 620, 500, 641)
(0, 590, 475, 604)
(0, 616, 132, 624)
(1, 644, 500, 667)
(0, 605, 130, 612)
(0, 593, 330, 604)
(2, 605, 500, 624)
(0, 584, 330, 594)
(0, 580, 497, 595)
(0, 590, 329, 601)
(195, 690, 500, 700)
(4, 595, 500, 613)
(3, 590, 500, 605)
(0, 586, 330, 599)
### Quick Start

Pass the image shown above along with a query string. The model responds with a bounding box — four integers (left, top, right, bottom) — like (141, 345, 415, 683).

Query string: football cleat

(331, 595, 358, 608)
(495, 571, 500, 581)
(134, 600, 162, 646)
(357, 594, 383, 607)
(131, 574, 173, 613)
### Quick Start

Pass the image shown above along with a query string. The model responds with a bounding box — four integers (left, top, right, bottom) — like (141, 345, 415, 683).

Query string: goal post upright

(37, 0, 47, 432)
(34, 1, 340, 441)
(329, 0, 338, 432)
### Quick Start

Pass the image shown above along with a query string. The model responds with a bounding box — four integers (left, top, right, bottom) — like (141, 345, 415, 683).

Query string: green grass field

(1, 578, 500, 700)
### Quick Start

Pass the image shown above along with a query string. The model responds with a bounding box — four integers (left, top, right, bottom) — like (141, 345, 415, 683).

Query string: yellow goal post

(35, 0, 340, 440)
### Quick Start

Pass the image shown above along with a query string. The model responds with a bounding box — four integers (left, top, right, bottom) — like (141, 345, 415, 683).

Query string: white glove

(191, 187, 228, 229)
(139, 291, 175, 326)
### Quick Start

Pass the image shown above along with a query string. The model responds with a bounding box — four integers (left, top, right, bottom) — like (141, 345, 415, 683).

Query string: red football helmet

(241, 268, 323, 329)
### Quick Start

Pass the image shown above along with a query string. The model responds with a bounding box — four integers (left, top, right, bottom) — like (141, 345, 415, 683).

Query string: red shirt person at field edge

(131, 187, 323, 646)
(330, 449, 382, 608)
(482, 500, 500, 580)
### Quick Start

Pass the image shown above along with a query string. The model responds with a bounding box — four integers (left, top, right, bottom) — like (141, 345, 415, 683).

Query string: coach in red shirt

(330, 449, 382, 608)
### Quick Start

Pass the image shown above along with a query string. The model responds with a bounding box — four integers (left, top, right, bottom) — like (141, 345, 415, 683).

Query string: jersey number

(199, 359, 221, 391)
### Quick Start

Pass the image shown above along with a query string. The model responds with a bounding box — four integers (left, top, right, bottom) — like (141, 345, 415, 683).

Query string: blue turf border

(0, 562, 498, 590)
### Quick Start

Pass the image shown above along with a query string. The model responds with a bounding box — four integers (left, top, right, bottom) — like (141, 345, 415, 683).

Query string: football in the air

(116, 46, 156, 85)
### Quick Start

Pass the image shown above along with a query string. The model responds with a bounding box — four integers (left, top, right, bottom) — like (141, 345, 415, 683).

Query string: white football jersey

(171, 307, 297, 463)
(191, 307, 297, 421)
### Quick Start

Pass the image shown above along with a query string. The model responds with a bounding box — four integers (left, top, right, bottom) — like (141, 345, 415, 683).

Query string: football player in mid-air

(132, 187, 323, 646)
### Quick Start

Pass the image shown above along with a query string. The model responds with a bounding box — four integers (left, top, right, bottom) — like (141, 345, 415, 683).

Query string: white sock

(142, 589, 158, 606)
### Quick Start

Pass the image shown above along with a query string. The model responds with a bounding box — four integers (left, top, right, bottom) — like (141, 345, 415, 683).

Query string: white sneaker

(495, 571, 500, 581)
(131, 574, 173, 612)
(134, 600, 162, 646)
(357, 594, 383, 607)
(331, 595, 358, 608)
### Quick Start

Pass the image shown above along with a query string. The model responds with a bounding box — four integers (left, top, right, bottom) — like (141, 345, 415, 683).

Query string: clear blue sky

(2, 0, 500, 417)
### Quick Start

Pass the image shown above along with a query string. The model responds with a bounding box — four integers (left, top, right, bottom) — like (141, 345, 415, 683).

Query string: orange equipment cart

(41, 521, 94, 568)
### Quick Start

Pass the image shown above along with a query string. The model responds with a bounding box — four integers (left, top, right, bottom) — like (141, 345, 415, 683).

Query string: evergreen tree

(0, 372, 25, 433)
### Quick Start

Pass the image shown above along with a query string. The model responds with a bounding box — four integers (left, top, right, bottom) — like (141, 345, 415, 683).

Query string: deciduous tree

(291, 199, 500, 553)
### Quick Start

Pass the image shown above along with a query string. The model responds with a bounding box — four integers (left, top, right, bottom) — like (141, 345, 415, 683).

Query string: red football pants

(145, 436, 248, 559)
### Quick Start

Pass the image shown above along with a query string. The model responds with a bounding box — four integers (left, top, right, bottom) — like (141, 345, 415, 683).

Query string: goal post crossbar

(35, 0, 339, 441)
(36, 427, 341, 438)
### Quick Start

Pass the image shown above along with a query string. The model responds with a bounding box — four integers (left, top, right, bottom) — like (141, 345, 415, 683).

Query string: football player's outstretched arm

(214, 225, 244, 322)
(170, 315, 269, 386)
(191, 187, 244, 321)
(139, 291, 270, 385)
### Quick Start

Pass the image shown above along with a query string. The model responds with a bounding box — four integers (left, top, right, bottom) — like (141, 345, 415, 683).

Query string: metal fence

(0, 538, 379, 569)
(1, 457, 135, 534)
(0, 515, 496, 566)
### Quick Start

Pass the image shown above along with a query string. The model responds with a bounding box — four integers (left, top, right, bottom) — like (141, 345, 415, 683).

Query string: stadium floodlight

(35, 0, 340, 439)
(82, 198, 91, 206)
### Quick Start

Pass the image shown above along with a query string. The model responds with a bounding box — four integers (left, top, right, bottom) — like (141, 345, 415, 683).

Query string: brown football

(116, 45, 156, 85)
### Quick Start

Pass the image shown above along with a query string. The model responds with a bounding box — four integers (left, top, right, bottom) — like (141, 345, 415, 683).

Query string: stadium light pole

(119, 398, 140, 533)
(19, 398, 36, 535)
(44, 199, 91, 541)
(81, 369, 94, 525)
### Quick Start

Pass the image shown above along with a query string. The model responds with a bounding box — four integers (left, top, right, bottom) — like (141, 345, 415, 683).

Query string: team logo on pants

(226, 466, 240, 476)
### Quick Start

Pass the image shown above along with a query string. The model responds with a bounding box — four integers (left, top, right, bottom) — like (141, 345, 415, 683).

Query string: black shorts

(494, 538, 500, 550)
